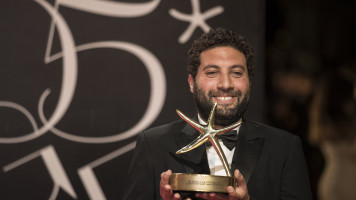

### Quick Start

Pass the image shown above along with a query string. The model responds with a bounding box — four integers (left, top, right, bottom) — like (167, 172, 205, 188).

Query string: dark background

(266, 0, 355, 199)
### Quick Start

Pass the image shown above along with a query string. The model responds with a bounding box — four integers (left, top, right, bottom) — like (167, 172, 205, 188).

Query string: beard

(193, 82, 250, 127)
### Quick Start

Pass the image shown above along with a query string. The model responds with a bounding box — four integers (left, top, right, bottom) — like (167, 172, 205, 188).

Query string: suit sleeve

(123, 132, 156, 200)
(281, 136, 313, 200)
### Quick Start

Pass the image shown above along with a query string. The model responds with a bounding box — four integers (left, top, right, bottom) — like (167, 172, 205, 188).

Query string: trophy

(169, 102, 242, 193)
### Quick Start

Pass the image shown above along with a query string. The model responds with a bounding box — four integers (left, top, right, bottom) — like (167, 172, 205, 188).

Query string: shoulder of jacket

(243, 120, 298, 140)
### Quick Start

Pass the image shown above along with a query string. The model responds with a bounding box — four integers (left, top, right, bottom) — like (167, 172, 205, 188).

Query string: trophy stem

(210, 137, 232, 177)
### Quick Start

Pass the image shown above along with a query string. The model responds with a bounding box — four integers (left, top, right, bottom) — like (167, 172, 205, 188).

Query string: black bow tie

(206, 130, 238, 151)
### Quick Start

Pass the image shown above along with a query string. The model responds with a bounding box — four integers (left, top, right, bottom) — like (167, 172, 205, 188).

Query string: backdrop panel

(0, 0, 265, 199)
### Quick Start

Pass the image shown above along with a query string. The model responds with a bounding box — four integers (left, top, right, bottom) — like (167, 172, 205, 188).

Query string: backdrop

(0, 0, 265, 199)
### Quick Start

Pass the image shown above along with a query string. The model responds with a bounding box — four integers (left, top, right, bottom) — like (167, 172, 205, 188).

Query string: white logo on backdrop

(0, 0, 165, 144)
(169, 0, 224, 43)
(3, 145, 77, 199)
(0, 0, 224, 199)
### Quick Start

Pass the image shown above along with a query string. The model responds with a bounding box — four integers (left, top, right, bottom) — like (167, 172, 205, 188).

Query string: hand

(195, 169, 249, 200)
(160, 169, 193, 200)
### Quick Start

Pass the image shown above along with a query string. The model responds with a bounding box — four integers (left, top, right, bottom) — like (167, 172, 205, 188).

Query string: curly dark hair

(188, 28, 255, 81)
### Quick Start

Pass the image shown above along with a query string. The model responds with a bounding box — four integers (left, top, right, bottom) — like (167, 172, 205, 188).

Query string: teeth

(217, 97, 232, 100)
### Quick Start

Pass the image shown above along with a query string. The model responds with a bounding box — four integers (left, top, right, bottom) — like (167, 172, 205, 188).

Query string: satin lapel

(171, 121, 209, 174)
(231, 121, 265, 183)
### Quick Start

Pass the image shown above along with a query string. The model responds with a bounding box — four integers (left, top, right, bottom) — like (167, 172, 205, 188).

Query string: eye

(231, 71, 243, 77)
(206, 70, 218, 77)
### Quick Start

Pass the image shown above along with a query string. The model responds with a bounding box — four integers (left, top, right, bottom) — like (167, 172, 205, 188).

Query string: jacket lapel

(231, 120, 265, 183)
(171, 121, 210, 174)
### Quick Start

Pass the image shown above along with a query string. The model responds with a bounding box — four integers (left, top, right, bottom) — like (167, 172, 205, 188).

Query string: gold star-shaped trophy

(169, 102, 242, 193)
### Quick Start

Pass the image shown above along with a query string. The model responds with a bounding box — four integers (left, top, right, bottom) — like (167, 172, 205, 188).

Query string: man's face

(188, 46, 251, 127)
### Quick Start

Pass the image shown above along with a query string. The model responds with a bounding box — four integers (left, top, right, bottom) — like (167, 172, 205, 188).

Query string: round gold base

(169, 173, 235, 193)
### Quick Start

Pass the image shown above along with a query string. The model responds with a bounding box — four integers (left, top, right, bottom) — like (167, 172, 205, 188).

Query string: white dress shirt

(198, 115, 240, 176)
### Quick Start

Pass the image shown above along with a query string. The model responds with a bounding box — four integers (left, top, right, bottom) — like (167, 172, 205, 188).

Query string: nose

(217, 73, 233, 90)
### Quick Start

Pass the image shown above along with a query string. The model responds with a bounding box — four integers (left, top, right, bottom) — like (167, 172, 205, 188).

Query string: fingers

(196, 192, 227, 200)
(227, 169, 249, 200)
(160, 170, 182, 200)
(160, 170, 172, 200)
(160, 169, 172, 186)
(172, 193, 182, 200)
(234, 169, 247, 190)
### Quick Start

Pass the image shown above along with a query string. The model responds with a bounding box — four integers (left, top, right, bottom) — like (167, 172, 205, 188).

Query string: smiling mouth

(216, 97, 233, 100)
(213, 96, 237, 104)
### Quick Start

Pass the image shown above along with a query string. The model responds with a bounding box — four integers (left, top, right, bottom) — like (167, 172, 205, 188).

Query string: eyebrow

(231, 65, 246, 72)
(202, 64, 246, 71)
(202, 65, 219, 70)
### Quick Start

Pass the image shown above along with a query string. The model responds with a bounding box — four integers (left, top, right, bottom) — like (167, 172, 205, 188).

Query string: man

(123, 28, 313, 200)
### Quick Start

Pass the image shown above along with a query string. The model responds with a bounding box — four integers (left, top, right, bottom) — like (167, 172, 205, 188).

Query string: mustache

(207, 90, 242, 98)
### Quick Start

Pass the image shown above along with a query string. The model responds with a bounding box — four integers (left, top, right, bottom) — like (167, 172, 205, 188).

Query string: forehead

(199, 46, 246, 67)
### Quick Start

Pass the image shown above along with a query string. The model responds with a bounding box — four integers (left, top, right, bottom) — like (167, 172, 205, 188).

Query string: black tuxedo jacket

(123, 119, 313, 200)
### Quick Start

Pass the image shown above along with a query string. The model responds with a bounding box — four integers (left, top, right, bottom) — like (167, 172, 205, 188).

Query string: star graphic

(169, 0, 224, 44)
(176, 103, 241, 177)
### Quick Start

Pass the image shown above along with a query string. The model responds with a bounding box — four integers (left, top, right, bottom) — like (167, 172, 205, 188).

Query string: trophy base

(169, 173, 235, 193)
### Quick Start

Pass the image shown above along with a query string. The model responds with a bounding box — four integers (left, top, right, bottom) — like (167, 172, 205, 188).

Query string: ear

(188, 74, 194, 93)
